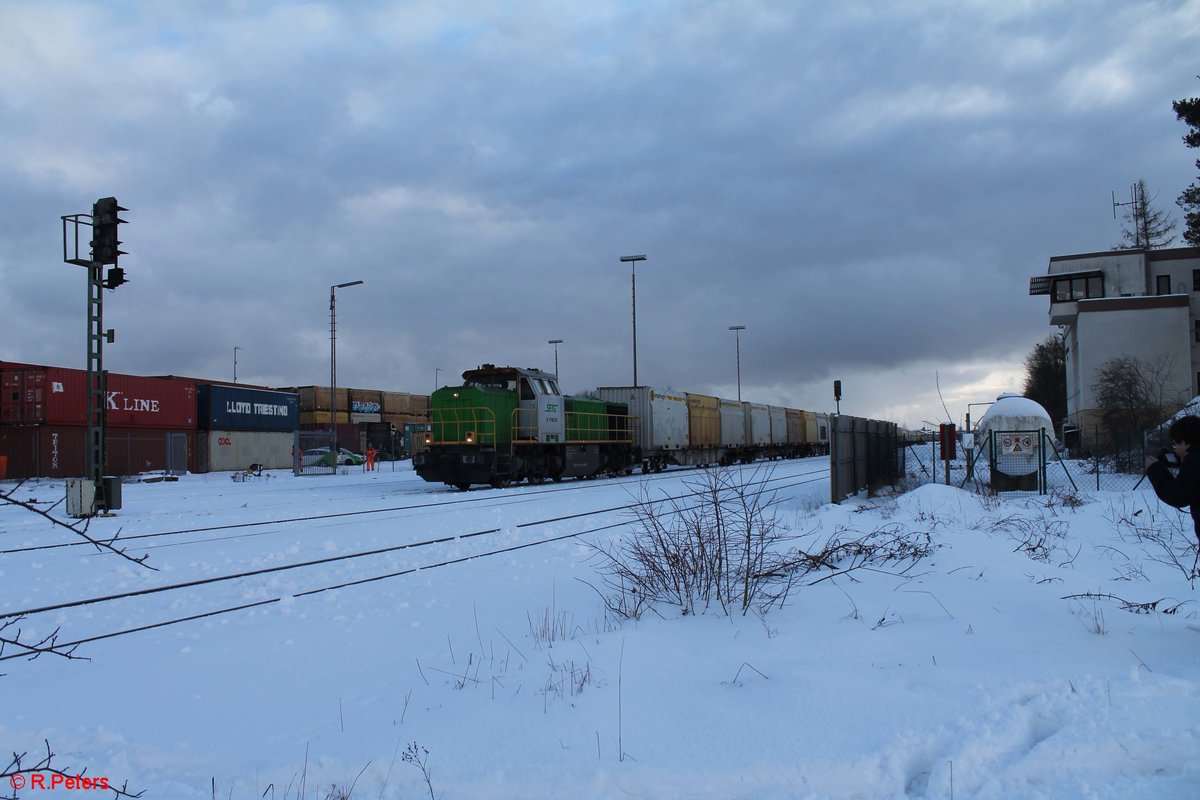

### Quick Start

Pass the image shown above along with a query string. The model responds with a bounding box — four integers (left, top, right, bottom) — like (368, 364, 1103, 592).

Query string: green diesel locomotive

(412, 364, 635, 489)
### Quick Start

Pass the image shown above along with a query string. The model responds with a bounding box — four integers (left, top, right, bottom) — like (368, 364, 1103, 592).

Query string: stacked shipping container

(196, 385, 299, 472)
(0, 362, 197, 479)
(283, 385, 431, 456)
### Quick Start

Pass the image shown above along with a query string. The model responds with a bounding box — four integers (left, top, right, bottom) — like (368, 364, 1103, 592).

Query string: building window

(1194, 269, 1200, 291)
(1195, 320, 1200, 343)
(1157, 274, 1172, 295)
(1052, 275, 1104, 301)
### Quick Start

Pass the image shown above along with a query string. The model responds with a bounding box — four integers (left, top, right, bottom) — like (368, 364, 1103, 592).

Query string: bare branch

(0, 617, 87, 668)
(0, 485, 156, 571)
(1, 739, 144, 800)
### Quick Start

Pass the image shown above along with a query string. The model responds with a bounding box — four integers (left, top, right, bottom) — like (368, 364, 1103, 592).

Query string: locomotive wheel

(491, 476, 512, 489)
(528, 473, 545, 485)
(455, 482, 470, 491)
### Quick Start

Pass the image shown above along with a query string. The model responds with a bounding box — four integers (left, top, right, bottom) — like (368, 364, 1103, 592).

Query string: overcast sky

(1, 1, 1197, 429)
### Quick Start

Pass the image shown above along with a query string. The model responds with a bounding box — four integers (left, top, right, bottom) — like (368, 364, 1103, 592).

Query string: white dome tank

(975, 393, 1054, 483)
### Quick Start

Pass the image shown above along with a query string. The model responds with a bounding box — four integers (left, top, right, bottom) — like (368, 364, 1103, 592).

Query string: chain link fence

(899, 424, 1173, 495)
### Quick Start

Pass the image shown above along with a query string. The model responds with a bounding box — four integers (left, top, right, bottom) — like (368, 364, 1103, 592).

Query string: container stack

(1, 363, 432, 478)
(196, 385, 299, 472)
(0, 361, 197, 479)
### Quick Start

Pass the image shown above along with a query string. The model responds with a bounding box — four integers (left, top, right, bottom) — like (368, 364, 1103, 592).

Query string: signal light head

(90, 196, 128, 265)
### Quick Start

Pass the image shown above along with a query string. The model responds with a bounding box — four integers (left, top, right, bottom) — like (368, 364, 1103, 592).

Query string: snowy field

(2, 459, 1199, 799)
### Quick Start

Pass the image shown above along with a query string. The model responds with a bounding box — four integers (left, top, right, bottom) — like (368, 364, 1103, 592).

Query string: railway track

(0, 461, 831, 661)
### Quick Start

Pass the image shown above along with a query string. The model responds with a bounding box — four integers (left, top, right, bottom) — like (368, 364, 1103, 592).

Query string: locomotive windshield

(464, 374, 559, 395)
(465, 375, 518, 392)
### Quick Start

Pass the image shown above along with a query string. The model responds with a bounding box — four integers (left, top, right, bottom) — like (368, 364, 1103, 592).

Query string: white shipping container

(814, 412, 831, 444)
(719, 398, 745, 447)
(199, 430, 296, 472)
(768, 406, 787, 446)
(596, 387, 689, 450)
(744, 402, 771, 446)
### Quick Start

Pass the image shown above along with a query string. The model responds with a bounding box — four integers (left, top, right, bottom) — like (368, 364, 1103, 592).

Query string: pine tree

(1174, 90, 1200, 247)
(1022, 333, 1066, 432)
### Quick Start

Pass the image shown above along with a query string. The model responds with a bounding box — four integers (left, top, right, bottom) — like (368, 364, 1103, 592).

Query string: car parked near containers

(301, 447, 365, 467)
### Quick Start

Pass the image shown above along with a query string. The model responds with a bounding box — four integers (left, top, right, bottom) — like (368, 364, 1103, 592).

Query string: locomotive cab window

(467, 376, 517, 392)
(520, 378, 536, 401)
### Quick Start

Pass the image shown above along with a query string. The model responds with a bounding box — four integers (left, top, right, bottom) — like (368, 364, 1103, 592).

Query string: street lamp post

(618, 254, 647, 386)
(330, 280, 364, 455)
(728, 325, 745, 402)
(548, 339, 563, 384)
(233, 346, 242, 383)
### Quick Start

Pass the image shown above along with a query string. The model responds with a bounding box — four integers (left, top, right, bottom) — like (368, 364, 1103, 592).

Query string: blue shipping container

(197, 385, 299, 432)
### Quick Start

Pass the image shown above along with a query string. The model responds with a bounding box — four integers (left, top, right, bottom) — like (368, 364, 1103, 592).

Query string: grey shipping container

(744, 403, 771, 446)
(768, 406, 788, 446)
(198, 385, 298, 432)
(596, 387, 688, 451)
(719, 398, 745, 447)
(197, 430, 296, 472)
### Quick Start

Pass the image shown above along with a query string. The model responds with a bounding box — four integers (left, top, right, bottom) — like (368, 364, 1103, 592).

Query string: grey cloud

(0, 1, 1196, 427)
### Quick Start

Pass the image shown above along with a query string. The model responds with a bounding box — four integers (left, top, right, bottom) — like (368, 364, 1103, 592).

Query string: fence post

(1095, 425, 1100, 492)
(1039, 430, 1047, 494)
(931, 436, 937, 484)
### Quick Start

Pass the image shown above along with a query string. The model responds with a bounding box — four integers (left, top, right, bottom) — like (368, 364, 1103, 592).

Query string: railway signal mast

(61, 197, 129, 515)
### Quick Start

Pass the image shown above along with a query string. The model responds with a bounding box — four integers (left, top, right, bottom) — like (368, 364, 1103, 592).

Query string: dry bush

(592, 467, 940, 618)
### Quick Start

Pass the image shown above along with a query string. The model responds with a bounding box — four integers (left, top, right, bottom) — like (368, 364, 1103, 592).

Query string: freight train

(412, 364, 829, 490)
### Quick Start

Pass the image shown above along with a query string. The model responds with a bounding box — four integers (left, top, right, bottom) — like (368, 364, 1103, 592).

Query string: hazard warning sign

(1001, 434, 1035, 455)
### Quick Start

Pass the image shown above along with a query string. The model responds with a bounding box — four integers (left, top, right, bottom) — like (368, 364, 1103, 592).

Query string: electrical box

(102, 476, 123, 511)
(66, 478, 96, 518)
(939, 423, 957, 460)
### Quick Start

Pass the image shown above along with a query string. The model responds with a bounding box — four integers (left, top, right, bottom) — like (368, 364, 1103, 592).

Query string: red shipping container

(0, 425, 195, 479)
(1, 365, 196, 428)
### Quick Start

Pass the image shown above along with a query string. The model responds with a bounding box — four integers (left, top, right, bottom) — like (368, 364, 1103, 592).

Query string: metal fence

(296, 429, 337, 476)
(900, 425, 1170, 495)
(829, 415, 902, 503)
(105, 431, 189, 477)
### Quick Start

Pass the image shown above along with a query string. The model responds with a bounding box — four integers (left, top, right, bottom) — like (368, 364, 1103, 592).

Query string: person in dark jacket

(1144, 415, 1200, 545)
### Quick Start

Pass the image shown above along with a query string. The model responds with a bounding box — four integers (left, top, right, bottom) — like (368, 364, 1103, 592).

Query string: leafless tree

(1091, 354, 1189, 435)
(1116, 179, 1177, 250)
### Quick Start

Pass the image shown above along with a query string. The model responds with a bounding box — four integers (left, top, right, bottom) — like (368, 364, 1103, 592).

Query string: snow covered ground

(2, 458, 1198, 799)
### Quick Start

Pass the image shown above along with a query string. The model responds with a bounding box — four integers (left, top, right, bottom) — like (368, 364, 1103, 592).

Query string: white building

(1029, 246, 1200, 442)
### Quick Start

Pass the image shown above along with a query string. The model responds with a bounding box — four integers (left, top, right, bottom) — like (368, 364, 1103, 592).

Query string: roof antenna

(1111, 183, 1141, 247)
